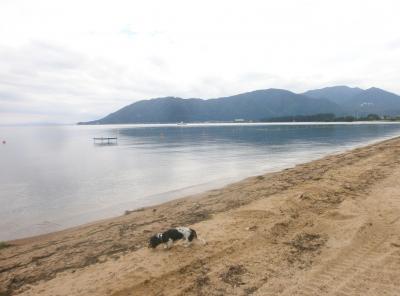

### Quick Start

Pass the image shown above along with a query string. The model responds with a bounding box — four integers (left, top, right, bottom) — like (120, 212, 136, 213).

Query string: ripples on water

(1, 122, 400, 240)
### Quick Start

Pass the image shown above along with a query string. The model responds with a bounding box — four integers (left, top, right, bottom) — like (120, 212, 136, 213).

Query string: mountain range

(79, 86, 400, 124)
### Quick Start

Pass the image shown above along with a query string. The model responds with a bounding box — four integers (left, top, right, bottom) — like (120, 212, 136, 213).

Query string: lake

(1, 122, 400, 240)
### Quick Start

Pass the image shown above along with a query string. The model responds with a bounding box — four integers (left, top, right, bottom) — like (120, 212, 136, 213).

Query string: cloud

(0, 42, 125, 123)
(120, 25, 138, 38)
(1, 0, 400, 124)
(0, 38, 197, 124)
(386, 38, 400, 50)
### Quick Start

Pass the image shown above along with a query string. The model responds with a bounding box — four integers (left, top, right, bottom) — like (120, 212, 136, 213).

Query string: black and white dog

(148, 227, 205, 249)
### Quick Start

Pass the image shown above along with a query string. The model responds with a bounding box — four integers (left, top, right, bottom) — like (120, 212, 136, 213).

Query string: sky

(1, 0, 400, 124)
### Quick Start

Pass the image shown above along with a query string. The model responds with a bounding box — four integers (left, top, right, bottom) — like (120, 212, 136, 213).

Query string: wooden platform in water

(93, 137, 118, 143)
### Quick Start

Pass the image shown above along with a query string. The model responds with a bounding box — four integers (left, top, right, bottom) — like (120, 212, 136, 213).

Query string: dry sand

(2, 137, 400, 295)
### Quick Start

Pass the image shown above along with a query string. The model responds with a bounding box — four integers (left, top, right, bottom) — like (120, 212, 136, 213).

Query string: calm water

(1, 122, 400, 240)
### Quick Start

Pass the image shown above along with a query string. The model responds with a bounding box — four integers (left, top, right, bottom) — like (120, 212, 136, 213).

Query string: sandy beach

(1, 136, 400, 295)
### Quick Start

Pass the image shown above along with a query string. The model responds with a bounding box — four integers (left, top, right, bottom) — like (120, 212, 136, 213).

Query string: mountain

(79, 89, 342, 124)
(303, 86, 400, 116)
(79, 86, 400, 124)
(302, 86, 364, 105)
(343, 87, 400, 116)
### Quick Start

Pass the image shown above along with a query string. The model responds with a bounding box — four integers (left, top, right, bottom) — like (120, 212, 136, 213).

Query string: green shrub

(0, 241, 11, 250)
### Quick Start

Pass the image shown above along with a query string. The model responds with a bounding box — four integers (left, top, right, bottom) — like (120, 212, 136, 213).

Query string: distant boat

(177, 122, 187, 126)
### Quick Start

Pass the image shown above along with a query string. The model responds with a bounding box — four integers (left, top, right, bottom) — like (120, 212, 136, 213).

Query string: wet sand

(2, 137, 400, 295)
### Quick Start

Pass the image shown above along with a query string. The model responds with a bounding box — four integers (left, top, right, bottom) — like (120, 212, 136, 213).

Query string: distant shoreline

(77, 119, 400, 125)
(2, 120, 400, 127)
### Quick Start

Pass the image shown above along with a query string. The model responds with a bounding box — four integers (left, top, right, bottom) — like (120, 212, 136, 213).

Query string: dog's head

(148, 233, 163, 248)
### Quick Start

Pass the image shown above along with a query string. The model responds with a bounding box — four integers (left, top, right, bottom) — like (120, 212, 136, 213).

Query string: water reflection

(1, 123, 400, 240)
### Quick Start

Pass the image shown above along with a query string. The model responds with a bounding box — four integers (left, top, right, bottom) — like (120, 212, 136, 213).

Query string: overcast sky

(1, 0, 400, 124)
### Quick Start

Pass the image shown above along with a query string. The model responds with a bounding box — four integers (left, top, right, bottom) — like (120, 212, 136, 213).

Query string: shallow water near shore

(1, 122, 400, 240)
